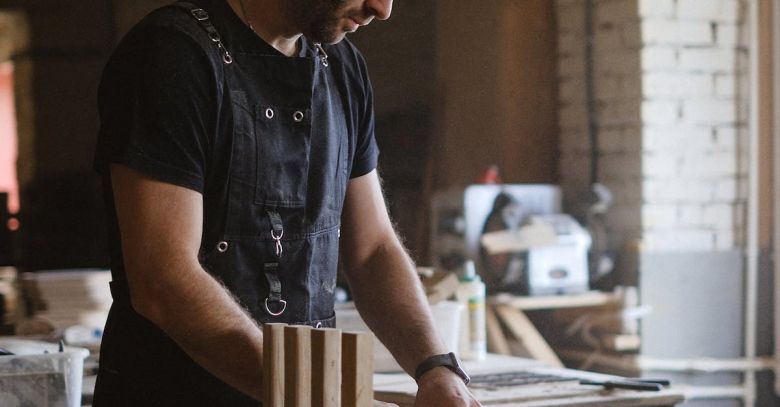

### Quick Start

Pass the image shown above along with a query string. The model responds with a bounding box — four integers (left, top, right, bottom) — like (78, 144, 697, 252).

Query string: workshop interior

(0, 0, 778, 406)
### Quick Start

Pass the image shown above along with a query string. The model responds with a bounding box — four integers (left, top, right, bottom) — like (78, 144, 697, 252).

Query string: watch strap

(414, 352, 470, 385)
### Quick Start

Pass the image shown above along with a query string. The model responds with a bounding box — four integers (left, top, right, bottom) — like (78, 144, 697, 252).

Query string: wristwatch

(414, 352, 470, 385)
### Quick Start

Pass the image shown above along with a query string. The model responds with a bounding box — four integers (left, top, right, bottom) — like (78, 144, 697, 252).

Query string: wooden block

(284, 325, 313, 407)
(486, 305, 511, 355)
(342, 332, 374, 407)
(263, 323, 286, 407)
(311, 328, 342, 407)
(495, 305, 563, 368)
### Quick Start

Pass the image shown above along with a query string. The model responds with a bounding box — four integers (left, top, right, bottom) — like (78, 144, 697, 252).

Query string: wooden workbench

(373, 354, 684, 406)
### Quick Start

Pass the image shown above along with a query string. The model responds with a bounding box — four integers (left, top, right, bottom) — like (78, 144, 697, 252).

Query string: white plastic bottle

(456, 261, 487, 361)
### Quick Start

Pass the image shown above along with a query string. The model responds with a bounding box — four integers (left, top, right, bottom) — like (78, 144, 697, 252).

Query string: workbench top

(374, 354, 685, 406)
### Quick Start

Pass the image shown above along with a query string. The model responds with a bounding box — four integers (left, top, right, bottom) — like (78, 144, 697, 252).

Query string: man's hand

(414, 367, 482, 407)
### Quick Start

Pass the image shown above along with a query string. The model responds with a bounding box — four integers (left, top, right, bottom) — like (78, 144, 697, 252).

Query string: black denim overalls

(94, 2, 352, 405)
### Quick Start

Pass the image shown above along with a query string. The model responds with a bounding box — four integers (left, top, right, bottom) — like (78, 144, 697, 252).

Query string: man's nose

(366, 0, 392, 20)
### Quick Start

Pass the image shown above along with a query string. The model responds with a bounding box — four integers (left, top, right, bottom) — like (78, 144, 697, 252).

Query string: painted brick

(622, 20, 643, 49)
(557, 3, 585, 36)
(713, 178, 738, 201)
(682, 99, 737, 124)
(714, 229, 736, 250)
(677, 0, 740, 22)
(702, 203, 735, 229)
(638, 0, 676, 19)
(642, 229, 715, 252)
(678, 204, 705, 226)
(643, 152, 679, 178)
(642, 204, 678, 229)
(641, 46, 677, 70)
(622, 75, 643, 99)
(643, 178, 714, 204)
(713, 126, 739, 149)
(622, 127, 643, 152)
(643, 72, 714, 97)
(715, 24, 740, 47)
(642, 100, 680, 125)
(714, 74, 736, 97)
(643, 126, 713, 152)
(678, 150, 738, 178)
(679, 48, 736, 72)
(642, 20, 712, 45)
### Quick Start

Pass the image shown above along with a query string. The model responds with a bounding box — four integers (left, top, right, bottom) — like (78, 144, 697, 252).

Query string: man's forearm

(131, 260, 264, 400)
(344, 239, 448, 376)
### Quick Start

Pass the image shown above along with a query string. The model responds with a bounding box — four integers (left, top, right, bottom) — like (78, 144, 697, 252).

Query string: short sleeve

(95, 26, 217, 193)
(348, 49, 379, 179)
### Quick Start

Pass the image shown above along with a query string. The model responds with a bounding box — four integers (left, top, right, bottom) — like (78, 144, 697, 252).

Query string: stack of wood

(20, 270, 112, 334)
(529, 286, 644, 373)
(0, 266, 20, 332)
(263, 323, 373, 407)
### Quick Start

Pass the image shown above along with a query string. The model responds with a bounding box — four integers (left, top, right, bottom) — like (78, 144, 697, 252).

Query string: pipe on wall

(773, 0, 780, 398)
(746, 0, 761, 405)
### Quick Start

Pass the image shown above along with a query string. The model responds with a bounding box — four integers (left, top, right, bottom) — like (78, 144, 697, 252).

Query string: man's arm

(340, 170, 480, 406)
(110, 164, 264, 400)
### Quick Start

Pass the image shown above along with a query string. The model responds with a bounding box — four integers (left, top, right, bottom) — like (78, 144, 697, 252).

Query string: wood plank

(495, 305, 563, 368)
(311, 328, 341, 407)
(486, 305, 511, 355)
(263, 323, 286, 407)
(342, 332, 374, 407)
(489, 291, 620, 311)
(284, 325, 312, 407)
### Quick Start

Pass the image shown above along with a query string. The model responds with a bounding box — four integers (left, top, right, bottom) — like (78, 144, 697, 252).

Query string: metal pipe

(773, 0, 780, 397)
(637, 356, 775, 373)
(745, 0, 761, 405)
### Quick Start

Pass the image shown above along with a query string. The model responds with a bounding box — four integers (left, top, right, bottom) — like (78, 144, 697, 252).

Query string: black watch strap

(414, 352, 470, 385)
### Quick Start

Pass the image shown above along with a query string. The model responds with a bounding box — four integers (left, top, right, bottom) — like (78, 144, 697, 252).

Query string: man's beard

(287, 0, 350, 44)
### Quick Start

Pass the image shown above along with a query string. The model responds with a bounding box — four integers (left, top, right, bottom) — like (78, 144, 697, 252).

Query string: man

(93, 0, 481, 405)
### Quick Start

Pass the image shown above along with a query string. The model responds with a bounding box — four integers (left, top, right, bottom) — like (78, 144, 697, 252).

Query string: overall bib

(94, 2, 351, 405)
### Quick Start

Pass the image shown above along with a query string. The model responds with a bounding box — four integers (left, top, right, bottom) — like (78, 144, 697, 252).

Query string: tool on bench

(579, 378, 670, 392)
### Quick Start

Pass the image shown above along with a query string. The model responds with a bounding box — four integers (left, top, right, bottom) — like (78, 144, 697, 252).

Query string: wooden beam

(486, 305, 511, 355)
(342, 332, 374, 407)
(311, 328, 342, 407)
(263, 323, 286, 407)
(284, 325, 312, 407)
(494, 304, 563, 367)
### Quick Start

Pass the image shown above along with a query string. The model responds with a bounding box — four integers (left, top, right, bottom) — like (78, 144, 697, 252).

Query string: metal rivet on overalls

(293, 111, 304, 123)
(315, 322, 322, 329)
(217, 241, 229, 253)
(265, 108, 275, 119)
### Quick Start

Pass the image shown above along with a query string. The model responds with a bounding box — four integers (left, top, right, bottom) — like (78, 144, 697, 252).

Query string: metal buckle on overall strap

(263, 210, 287, 316)
(180, 5, 233, 64)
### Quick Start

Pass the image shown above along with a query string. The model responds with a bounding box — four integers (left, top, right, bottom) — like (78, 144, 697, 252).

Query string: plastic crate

(336, 301, 463, 372)
(0, 338, 89, 407)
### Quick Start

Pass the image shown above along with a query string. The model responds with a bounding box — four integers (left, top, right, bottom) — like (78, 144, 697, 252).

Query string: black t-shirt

(94, 0, 379, 273)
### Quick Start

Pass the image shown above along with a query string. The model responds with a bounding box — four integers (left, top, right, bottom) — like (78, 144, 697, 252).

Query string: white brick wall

(556, 0, 748, 253)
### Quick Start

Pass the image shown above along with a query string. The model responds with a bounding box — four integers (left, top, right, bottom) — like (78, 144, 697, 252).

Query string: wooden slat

(263, 323, 286, 407)
(489, 291, 619, 310)
(311, 328, 342, 407)
(284, 325, 312, 407)
(494, 305, 563, 367)
(486, 305, 511, 355)
(342, 332, 374, 407)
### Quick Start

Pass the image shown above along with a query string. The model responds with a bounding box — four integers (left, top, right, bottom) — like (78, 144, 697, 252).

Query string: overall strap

(171, 2, 233, 65)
